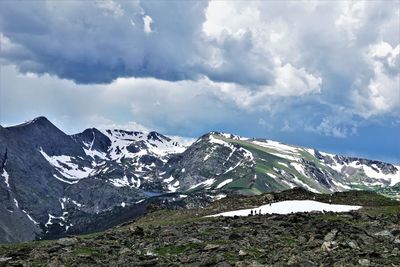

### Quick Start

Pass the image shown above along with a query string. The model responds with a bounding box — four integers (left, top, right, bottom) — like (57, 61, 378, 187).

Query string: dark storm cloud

(0, 1, 209, 83)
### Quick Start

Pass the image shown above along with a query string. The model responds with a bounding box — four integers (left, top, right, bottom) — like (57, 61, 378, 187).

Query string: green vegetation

(214, 135, 326, 194)
(213, 135, 400, 199)
(73, 247, 99, 256)
(280, 237, 298, 246)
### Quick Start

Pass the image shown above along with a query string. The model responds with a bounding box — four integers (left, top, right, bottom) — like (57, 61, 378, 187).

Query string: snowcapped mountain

(0, 117, 399, 243)
(0, 117, 191, 243)
(164, 132, 399, 196)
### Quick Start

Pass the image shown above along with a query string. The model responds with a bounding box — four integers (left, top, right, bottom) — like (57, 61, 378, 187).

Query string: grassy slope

(213, 135, 400, 199)
(214, 136, 329, 194)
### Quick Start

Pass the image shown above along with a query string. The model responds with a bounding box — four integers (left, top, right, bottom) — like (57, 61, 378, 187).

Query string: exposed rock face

(0, 123, 62, 242)
(72, 128, 111, 154)
(0, 119, 161, 243)
(162, 133, 254, 191)
(7, 116, 86, 157)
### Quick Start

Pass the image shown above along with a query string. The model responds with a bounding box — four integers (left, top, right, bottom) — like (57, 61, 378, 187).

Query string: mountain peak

(30, 116, 55, 127)
(7, 116, 86, 157)
(8, 116, 54, 129)
(73, 127, 111, 153)
(147, 131, 171, 142)
(32, 116, 50, 123)
(199, 131, 243, 141)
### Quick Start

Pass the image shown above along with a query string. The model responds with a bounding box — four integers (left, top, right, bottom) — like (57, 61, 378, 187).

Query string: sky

(0, 0, 399, 163)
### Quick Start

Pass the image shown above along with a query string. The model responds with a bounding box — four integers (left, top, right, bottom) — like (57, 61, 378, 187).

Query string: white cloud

(335, 1, 366, 41)
(206, 61, 322, 112)
(202, 1, 261, 37)
(305, 118, 357, 138)
(95, 0, 124, 17)
(272, 63, 322, 97)
(200, 1, 322, 109)
(352, 42, 400, 117)
(143, 15, 153, 34)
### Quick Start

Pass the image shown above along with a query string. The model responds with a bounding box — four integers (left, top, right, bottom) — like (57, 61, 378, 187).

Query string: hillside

(0, 189, 399, 266)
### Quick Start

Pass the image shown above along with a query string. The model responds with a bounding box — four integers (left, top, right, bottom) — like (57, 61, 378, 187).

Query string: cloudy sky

(0, 0, 399, 163)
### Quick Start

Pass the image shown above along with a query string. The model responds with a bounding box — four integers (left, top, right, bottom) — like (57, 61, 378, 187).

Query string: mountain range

(1, 116, 399, 243)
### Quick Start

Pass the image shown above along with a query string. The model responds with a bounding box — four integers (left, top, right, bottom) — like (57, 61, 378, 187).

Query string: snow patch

(53, 174, 79, 184)
(212, 194, 227, 200)
(71, 199, 83, 207)
(291, 162, 307, 176)
(45, 213, 67, 228)
(13, 198, 19, 208)
(304, 148, 315, 156)
(208, 200, 361, 217)
(216, 178, 233, 189)
(240, 147, 254, 162)
(252, 140, 299, 154)
(209, 135, 229, 146)
(362, 165, 399, 185)
(110, 175, 135, 188)
(164, 175, 174, 183)
(223, 161, 242, 174)
(291, 176, 319, 193)
(168, 180, 180, 192)
(277, 162, 289, 168)
(203, 151, 214, 161)
(84, 147, 108, 161)
(22, 210, 39, 225)
(39, 148, 93, 181)
(168, 136, 195, 147)
(268, 152, 298, 161)
(189, 179, 215, 190)
(1, 169, 10, 189)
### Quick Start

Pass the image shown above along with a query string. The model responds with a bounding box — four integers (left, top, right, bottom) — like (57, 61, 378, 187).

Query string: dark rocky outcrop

(72, 128, 111, 154)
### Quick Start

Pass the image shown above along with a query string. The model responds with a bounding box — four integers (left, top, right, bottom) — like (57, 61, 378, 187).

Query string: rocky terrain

(0, 189, 399, 266)
(1, 116, 399, 243)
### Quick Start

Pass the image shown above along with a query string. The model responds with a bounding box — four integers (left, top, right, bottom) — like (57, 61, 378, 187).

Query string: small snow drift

(208, 200, 362, 217)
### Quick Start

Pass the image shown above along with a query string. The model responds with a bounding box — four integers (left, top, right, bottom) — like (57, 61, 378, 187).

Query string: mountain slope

(0, 119, 187, 243)
(0, 117, 399, 243)
(158, 133, 399, 197)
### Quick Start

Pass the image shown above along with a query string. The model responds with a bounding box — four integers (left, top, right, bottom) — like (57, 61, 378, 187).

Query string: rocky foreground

(1, 189, 399, 266)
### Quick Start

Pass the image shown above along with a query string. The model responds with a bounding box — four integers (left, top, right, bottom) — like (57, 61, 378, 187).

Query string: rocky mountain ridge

(0, 117, 399, 243)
